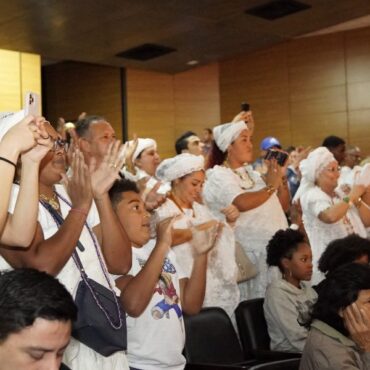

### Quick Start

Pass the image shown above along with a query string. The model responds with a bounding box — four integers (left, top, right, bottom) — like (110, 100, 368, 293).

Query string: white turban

(128, 138, 157, 162)
(293, 147, 336, 202)
(0, 110, 26, 141)
(213, 121, 248, 152)
(156, 153, 204, 182)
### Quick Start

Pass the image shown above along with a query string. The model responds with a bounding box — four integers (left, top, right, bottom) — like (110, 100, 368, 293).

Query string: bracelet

(0, 156, 16, 169)
(354, 197, 362, 208)
(70, 208, 88, 217)
(342, 196, 353, 207)
(265, 184, 276, 195)
(281, 175, 288, 186)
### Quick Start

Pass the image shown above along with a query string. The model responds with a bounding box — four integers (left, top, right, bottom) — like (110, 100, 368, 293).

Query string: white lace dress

(0, 184, 129, 370)
(154, 199, 240, 317)
(203, 165, 288, 300)
(300, 186, 367, 284)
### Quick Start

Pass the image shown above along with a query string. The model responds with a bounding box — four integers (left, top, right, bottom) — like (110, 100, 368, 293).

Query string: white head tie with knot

(156, 153, 204, 182)
(128, 138, 157, 162)
(213, 121, 248, 152)
(293, 147, 335, 202)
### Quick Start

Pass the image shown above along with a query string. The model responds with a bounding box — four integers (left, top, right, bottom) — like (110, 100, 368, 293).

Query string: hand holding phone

(264, 149, 289, 167)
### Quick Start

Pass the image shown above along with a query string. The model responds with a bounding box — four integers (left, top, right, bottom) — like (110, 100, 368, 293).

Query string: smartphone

(264, 149, 289, 166)
(241, 102, 250, 112)
(24, 92, 40, 116)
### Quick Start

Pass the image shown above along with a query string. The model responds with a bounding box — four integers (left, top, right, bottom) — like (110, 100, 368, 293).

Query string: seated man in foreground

(0, 268, 77, 370)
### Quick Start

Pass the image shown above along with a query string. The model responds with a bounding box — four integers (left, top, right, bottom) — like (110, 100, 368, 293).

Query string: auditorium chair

(247, 358, 301, 370)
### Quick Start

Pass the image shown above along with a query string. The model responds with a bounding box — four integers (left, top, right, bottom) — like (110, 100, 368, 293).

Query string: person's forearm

(172, 228, 192, 246)
(319, 202, 350, 223)
(1, 162, 40, 246)
(233, 189, 272, 212)
(117, 242, 168, 317)
(0, 143, 19, 236)
(359, 192, 370, 227)
(0, 211, 87, 276)
(95, 194, 132, 274)
(181, 254, 208, 315)
(277, 178, 291, 213)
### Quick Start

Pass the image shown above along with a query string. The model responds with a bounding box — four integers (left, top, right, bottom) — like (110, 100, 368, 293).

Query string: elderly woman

(203, 121, 289, 299)
(300, 263, 370, 370)
(154, 153, 240, 317)
(122, 137, 171, 196)
(294, 147, 369, 284)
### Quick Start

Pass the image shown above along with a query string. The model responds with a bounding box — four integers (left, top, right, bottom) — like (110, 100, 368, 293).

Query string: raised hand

(221, 204, 240, 224)
(21, 118, 54, 164)
(343, 302, 370, 352)
(89, 140, 126, 199)
(156, 216, 179, 249)
(232, 110, 254, 132)
(191, 219, 222, 255)
(265, 158, 283, 190)
(62, 149, 93, 212)
(125, 135, 138, 174)
(143, 182, 167, 212)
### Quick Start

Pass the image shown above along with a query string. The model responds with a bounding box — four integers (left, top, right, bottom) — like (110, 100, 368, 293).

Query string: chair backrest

(235, 298, 270, 355)
(248, 358, 301, 370)
(184, 307, 245, 365)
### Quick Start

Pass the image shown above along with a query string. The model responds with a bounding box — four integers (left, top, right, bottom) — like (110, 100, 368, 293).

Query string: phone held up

(264, 149, 288, 167)
(241, 102, 250, 112)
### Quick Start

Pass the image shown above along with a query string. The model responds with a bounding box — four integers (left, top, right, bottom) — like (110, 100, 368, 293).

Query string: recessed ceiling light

(187, 60, 199, 66)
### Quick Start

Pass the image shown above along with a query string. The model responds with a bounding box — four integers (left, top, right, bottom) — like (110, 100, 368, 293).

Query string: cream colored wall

(0, 49, 41, 112)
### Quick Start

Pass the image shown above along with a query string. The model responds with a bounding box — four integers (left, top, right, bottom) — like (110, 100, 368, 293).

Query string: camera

(264, 149, 288, 166)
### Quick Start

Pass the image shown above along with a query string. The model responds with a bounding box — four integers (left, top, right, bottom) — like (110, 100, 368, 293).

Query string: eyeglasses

(324, 166, 341, 173)
(51, 138, 67, 152)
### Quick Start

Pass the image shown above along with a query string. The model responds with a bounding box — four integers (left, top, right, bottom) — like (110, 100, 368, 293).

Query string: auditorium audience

(264, 229, 317, 353)
(109, 178, 211, 370)
(0, 123, 131, 370)
(204, 120, 289, 300)
(293, 146, 369, 284)
(300, 263, 370, 370)
(155, 153, 240, 317)
(201, 128, 213, 157)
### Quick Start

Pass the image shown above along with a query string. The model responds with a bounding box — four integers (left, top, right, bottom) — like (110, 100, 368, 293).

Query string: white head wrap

(213, 121, 248, 152)
(293, 147, 336, 202)
(156, 153, 204, 182)
(129, 138, 157, 162)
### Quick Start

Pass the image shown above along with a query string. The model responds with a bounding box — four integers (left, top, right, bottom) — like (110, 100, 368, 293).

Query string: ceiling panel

(0, 0, 369, 73)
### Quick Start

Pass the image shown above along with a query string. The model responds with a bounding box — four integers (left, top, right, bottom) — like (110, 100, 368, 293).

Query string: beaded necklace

(223, 161, 255, 190)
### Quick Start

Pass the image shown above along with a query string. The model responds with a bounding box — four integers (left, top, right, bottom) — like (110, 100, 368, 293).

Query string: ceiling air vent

(116, 43, 176, 61)
(245, 0, 311, 20)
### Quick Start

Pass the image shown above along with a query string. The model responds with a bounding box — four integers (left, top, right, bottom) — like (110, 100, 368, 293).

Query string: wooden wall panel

(0, 49, 21, 111)
(220, 26, 370, 157)
(126, 69, 175, 159)
(173, 63, 220, 139)
(43, 62, 123, 139)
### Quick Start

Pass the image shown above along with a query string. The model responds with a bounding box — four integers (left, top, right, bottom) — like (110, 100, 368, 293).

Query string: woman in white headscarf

(294, 147, 369, 284)
(121, 137, 171, 196)
(154, 153, 240, 318)
(203, 121, 289, 300)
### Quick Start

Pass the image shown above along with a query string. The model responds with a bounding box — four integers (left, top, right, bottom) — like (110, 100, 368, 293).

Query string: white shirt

(204, 165, 288, 299)
(1, 184, 129, 370)
(155, 199, 240, 317)
(124, 240, 186, 370)
(300, 186, 367, 284)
